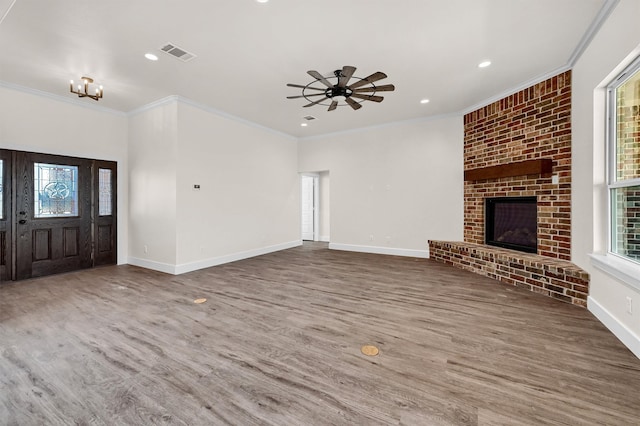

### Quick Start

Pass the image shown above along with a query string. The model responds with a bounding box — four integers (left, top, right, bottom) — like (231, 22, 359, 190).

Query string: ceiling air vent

(159, 43, 197, 62)
(303, 115, 317, 121)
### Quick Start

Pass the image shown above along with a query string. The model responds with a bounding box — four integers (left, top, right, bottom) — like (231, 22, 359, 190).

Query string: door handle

(18, 219, 27, 225)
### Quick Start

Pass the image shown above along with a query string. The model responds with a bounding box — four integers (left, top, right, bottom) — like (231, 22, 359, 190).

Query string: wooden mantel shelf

(464, 159, 553, 181)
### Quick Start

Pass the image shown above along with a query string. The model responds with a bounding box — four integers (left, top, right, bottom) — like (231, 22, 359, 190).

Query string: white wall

(298, 116, 464, 257)
(128, 100, 178, 271)
(0, 86, 129, 264)
(572, 0, 640, 357)
(174, 101, 300, 273)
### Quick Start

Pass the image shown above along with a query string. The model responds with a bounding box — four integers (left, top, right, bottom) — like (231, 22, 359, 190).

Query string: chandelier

(69, 76, 103, 101)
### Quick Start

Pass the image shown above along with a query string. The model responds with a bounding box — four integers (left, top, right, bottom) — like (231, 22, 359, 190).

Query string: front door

(14, 152, 93, 280)
(0, 150, 13, 282)
(0, 150, 117, 283)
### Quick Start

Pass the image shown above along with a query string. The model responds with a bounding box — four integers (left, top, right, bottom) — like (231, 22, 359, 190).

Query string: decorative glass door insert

(33, 163, 79, 218)
(98, 168, 112, 216)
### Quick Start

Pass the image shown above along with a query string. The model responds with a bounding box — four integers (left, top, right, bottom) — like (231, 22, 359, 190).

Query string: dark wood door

(94, 160, 117, 266)
(0, 150, 12, 282)
(14, 152, 93, 280)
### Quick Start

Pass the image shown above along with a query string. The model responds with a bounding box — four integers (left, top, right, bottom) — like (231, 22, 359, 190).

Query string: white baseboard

(127, 257, 176, 275)
(319, 235, 330, 242)
(588, 296, 640, 359)
(129, 240, 302, 275)
(329, 243, 429, 259)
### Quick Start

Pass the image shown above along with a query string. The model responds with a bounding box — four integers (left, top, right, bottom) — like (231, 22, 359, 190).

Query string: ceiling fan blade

(287, 93, 328, 99)
(307, 70, 334, 88)
(354, 84, 395, 92)
(328, 100, 338, 111)
(338, 66, 356, 88)
(345, 97, 362, 110)
(350, 93, 384, 103)
(348, 72, 388, 89)
(303, 97, 330, 107)
(287, 83, 326, 91)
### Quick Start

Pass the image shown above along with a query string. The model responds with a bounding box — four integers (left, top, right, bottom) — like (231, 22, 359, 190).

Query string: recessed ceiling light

(256, 0, 269, 3)
(301, 123, 308, 127)
(478, 61, 491, 68)
(420, 99, 430, 104)
(145, 53, 158, 61)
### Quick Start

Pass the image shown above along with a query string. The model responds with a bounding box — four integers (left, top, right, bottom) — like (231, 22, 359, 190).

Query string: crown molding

(126, 95, 179, 116)
(459, 64, 573, 117)
(298, 112, 461, 142)
(0, 0, 17, 25)
(567, 0, 620, 67)
(174, 96, 297, 141)
(0, 80, 126, 116)
(127, 95, 297, 141)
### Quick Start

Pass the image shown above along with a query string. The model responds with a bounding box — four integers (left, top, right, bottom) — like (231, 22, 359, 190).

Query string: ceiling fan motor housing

(327, 86, 353, 98)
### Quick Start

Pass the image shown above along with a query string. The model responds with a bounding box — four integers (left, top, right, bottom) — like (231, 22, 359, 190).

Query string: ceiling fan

(287, 66, 395, 111)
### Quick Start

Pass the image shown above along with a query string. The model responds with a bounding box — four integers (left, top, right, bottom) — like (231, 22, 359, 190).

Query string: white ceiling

(0, 0, 610, 138)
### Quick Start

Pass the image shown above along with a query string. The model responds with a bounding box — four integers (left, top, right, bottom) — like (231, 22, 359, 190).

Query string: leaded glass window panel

(34, 163, 79, 218)
(98, 168, 112, 216)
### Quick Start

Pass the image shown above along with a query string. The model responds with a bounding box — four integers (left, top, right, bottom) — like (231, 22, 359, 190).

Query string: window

(608, 57, 640, 264)
(34, 163, 79, 218)
(98, 168, 112, 216)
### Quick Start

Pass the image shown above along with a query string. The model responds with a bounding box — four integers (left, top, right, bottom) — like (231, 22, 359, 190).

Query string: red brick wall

(464, 71, 572, 260)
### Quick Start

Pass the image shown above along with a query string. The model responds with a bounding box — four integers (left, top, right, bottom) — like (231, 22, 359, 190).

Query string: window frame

(606, 55, 640, 266)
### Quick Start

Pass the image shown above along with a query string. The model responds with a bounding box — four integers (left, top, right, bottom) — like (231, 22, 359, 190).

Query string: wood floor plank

(1, 242, 639, 425)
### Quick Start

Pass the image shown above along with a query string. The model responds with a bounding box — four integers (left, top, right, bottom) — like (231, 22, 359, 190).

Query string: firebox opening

(485, 196, 537, 253)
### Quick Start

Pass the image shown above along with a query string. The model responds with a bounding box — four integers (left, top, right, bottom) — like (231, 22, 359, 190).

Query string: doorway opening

(301, 174, 318, 241)
(300, 171, 329, 242)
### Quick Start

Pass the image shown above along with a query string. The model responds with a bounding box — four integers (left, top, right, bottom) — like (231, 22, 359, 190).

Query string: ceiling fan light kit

(287, 65, 394, 111)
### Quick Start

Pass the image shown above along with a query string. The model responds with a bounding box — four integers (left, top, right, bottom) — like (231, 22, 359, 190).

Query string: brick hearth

(429, 241, 588, 306)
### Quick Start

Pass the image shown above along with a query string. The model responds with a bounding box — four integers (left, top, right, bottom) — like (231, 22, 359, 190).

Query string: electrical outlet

(626, 297, 633, 315)
(369, 234, 374, 241)
(144, 245, 148, 254)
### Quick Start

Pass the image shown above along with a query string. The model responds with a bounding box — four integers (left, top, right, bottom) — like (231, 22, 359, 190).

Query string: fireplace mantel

(464, 159, 553, 181)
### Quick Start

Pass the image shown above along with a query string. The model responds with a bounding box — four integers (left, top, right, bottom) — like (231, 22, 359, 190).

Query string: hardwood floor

(1, 242, 639, 425)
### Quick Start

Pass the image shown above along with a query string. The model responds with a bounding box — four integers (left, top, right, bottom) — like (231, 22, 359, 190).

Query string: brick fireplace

(429, 70, 589, 307)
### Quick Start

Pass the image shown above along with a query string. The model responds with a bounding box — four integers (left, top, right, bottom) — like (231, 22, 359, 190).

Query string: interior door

(301, 175, 315, 241)
(14, 152, 93, 280)
(0, 150, 12, 282)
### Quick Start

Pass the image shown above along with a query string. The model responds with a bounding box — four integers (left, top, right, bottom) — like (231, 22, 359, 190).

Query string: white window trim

(603, 56, 640, 277)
